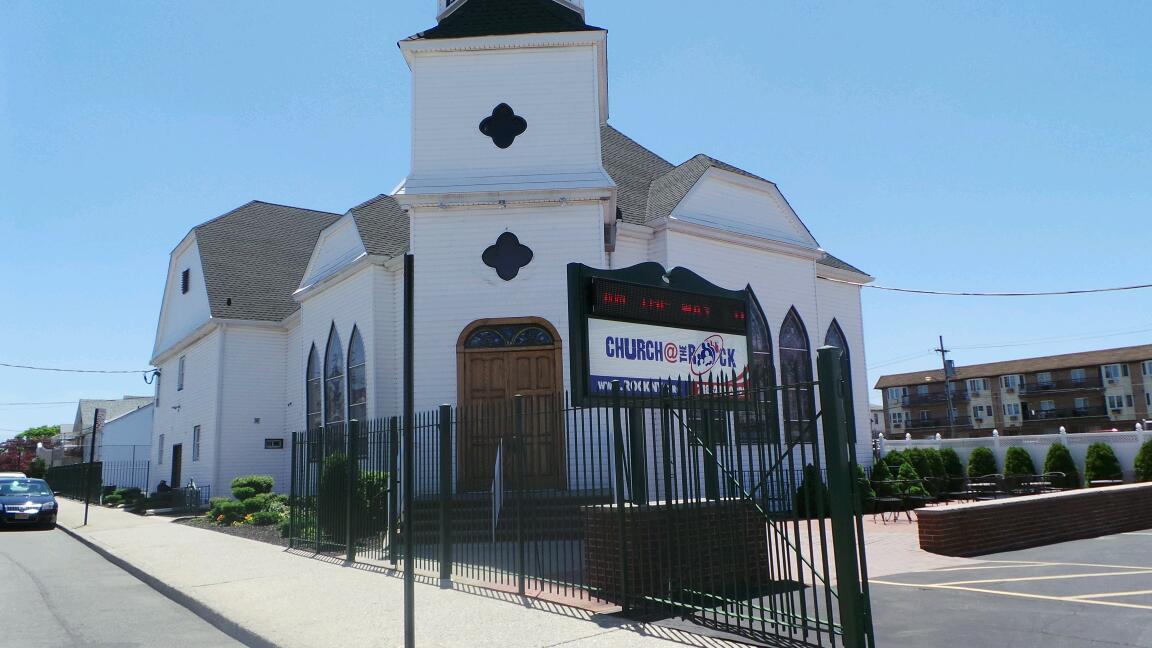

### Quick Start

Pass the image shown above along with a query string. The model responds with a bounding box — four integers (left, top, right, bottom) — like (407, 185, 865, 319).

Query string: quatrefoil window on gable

(482, 232, 534, 281)
(479, 103, 528, 149)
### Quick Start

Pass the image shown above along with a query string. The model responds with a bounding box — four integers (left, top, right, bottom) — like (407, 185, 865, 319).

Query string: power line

(953, 325, 1152, 351)
(0, 362, 152, 375)
(867, 351, 937, 371)
(820, 276, 1152, 296)
(0, 401, 75, 406)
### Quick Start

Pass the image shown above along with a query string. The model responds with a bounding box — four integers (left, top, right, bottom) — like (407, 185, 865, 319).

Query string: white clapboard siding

(151, 329, 221, 491)
(154, 235, 211, 357)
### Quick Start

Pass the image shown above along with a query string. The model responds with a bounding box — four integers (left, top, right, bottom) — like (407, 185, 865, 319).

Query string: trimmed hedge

(1135, 440, 1152, 482)
(232, 475, 274, 495)
(896, 462, 928, 497)
(243, 493, 274, 514)
(968, 447, 998, 477)
(211, 499, 246, 525)
(1084, 442, 1122, 484)
(1043, 443, 1080, 489)
(231, 486, 257, 502)
(250, 511, 281, 526)
(871, 458, 896, 497)
(793, 464, 830, 518)
(1003, 447, 1037, 476)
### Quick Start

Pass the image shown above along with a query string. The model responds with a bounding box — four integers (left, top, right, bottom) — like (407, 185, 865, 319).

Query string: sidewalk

(55, 500, 743, 648)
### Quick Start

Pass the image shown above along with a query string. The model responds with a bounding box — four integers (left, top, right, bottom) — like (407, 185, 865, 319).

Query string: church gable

(635, 153, 819, 250)
(299, 215, 369, 293)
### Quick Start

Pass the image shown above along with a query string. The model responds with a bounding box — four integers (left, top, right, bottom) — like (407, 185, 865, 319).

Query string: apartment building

(876, 344, 1152, 438)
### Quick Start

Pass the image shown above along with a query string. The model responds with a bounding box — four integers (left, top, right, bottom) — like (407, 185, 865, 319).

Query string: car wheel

(42, 523, 56, 531)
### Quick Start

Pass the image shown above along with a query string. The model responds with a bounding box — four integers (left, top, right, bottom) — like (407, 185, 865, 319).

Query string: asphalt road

(0, 525, 243, 648)
(872, 531, 1152, 648)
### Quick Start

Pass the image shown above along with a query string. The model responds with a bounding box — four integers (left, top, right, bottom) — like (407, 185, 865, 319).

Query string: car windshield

(0, 480, 53, 497)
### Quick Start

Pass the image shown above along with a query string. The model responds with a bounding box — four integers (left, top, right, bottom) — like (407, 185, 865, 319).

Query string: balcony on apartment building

(1019, 377, 1104, 394)
(907, 415, 972, 430)
(1022, 406, 1109, 421)
(902, 389, 971, 406)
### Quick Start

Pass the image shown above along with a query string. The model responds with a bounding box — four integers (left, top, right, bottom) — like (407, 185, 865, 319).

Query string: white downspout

(213, 323, 227, 493)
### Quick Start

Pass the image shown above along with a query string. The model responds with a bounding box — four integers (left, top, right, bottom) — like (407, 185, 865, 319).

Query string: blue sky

(2, 1, 1150, 440)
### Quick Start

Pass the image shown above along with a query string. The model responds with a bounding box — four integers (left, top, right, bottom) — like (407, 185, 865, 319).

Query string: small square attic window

(181, 269, 190, 294)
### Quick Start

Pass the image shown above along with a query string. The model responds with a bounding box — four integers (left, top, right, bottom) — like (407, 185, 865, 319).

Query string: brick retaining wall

(583, 501, 769, 603)
(918, 483, 1152, 557)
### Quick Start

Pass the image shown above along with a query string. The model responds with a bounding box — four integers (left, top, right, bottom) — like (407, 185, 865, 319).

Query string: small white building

(97, 404, 154, 492)
(149, 0, 875, 496)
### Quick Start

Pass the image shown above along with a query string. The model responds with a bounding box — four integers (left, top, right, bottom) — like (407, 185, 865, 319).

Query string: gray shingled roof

(72, 397, 154, 437)
(195, 201, 341, 322)
(408, 0, 603, 41)
(349, 195, 409, 258)
(600, 125, 674, 225)
(817, 253, 869, 276)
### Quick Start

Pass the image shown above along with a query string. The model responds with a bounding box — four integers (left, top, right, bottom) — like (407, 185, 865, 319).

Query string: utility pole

(935, 336, 956, 439)
(83, 408, 106, 526)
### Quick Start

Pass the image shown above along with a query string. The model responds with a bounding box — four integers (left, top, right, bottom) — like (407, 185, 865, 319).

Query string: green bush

(968, 447, 998, 477)
(250, 510, 282, 526)
(1003, 447, 1037, 476)
(104, 494, 124, 507)
(883, 449, 907, 472)
(921, 449, 948, 495)
(1042, 442, 1080, 489)
(26, 457, 47, 479)
(855, 464, 876, 512)
(318, 453, 351, 540)
(1135, 440, 1152, 482)
(939, 448, 965, 485)
(210, 499, 246, 525)
(243, 493, 274, 514)
(357, 471, 391, 536)
(232, 475, 274, 496)
(114, 487, 144, 502)
(871, 458, 896, 497)
(1084, 442, 1123, 484)
(896, 462, 929, 498)
(231, 486, 258, 502)
(793, 464, 831, 518)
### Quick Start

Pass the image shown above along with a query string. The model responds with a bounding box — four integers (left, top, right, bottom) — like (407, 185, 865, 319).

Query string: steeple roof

(408, 0, 603, 41)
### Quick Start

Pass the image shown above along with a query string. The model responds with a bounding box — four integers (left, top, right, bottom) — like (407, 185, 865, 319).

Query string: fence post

(346, 421, 358, 563)
(289, 431, 298, 550)
(702, 406, 720, 501)
(513, 394, 527, 597)
(438, 404, 453, 586)
(611, 380, 630, 611)
(628, 408, 648, 504)
(388, 417, 400, 565)
(816, 346, 866, 648)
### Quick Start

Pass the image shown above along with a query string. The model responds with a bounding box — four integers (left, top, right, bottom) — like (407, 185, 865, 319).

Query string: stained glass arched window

(324, 325, 345, 426)
(306, 344, 322, 432)
(736, 292, 779, 444)
(347, 327, 367, 424)
(825, 320, 856, 443)
(464, 325, 555, 349)
(780, 308, 815, 443)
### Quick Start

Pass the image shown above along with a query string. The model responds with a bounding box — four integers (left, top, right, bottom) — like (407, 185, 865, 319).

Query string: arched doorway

(456, 317, 565, 492)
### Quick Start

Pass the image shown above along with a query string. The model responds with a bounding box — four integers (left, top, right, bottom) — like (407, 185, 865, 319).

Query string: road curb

(57, 523, 279, 648)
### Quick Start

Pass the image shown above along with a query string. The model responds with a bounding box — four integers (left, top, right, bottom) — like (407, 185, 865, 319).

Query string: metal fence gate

(288, 346, 874, 647)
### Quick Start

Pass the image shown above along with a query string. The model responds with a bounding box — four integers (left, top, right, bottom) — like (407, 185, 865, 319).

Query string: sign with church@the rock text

(586, 318, 748, 396)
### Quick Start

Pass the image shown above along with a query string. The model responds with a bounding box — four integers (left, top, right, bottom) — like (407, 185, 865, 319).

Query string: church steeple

(437, 0, 584, 22)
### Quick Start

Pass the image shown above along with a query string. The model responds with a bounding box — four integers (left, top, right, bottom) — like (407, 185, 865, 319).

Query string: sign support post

(83, 408, 106, 527)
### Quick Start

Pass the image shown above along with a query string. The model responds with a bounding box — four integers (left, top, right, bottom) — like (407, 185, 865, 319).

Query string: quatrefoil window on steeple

(479, 103, 528, 149)
(482, 232, 534, 281)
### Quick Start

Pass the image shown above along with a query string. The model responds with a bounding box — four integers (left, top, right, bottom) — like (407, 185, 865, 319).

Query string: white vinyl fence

(879, 421, 1152, 482)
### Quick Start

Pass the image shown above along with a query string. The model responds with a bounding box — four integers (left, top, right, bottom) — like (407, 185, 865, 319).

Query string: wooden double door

(457, 318, 565, 493)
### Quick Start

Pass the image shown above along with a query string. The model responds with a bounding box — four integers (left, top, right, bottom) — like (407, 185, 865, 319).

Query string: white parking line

(871, 580, 1152, 611)
(938, 570, 1152, 587)
(1069, 589, 1152, 600)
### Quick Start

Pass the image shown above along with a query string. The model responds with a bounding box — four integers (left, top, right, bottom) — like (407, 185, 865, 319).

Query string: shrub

(1084, 442, 1123, 485)
(921, 449, 948, 495)
(871, 458, 896, 497)
(232, 475, 274, 496)
(26, 457, 47, 479)
(793, 464, 830, 518)
(231, 487, 258, 502)
(318, 453, 351, 540)
(968, 447, 998, 477)
(855, 464, 876, 512)
(114, 487, 144, 502)
(1042, 442, 1080, 489)
(357, 471, 391, 536)
(243, 493, 274, 514)
(211, 499, 246, 525)
(896, 462, 929, 498)
(939, 448, 965, 484)
(104, 494, 124, 507)
(1003, 447, 1037, 476)
(883, 449, 907, 472)
(250, 511, 282, 526)
(1135, 440, 1152, 482)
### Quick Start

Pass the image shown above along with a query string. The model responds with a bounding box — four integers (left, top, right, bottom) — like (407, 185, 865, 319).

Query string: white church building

(149, 0, 873, 495)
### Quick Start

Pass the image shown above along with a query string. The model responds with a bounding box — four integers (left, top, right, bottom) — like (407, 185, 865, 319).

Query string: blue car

(0, 478, 58, 529)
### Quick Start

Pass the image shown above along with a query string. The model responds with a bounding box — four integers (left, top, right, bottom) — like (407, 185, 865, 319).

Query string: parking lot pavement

(872, 531, 1152, 648)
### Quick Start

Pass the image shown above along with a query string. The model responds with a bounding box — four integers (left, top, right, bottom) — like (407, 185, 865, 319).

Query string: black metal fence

(288, 350, 873, 647)
(46, 463, 103, 500)
(101, 460, 151, 494)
